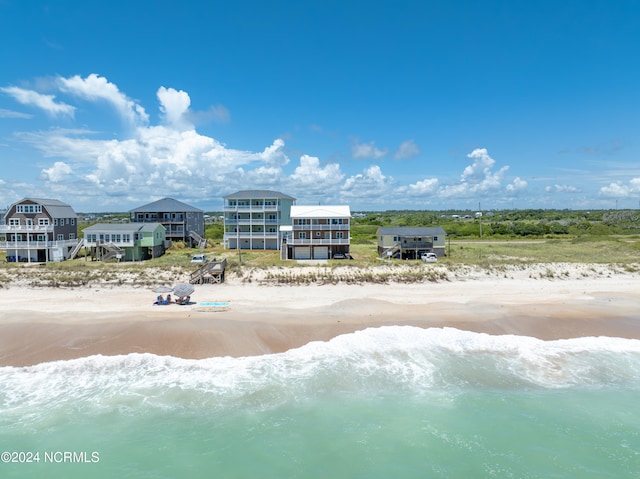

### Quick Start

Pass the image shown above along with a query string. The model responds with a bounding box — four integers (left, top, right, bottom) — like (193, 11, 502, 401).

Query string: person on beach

(154, 295, 164, 305)
(164, 294, 172, 305)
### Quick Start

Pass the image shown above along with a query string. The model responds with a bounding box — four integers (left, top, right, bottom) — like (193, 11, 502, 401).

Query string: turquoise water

(1, 326, 639, 478)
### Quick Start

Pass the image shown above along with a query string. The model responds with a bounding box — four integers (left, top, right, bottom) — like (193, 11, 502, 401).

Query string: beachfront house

(223, 190, 296, 250)
(377, 226, 447, 259)
(82, 222, 167, 261)
(130, 198, 205, 248)
(282, 205, 351, 260)
(0, 198, 79, 262)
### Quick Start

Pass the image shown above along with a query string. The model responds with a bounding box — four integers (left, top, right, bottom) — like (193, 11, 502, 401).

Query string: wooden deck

(190, 258, 227, 284)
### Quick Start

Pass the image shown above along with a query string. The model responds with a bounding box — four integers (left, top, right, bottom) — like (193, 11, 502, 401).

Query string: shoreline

(1, 265, 639, 367)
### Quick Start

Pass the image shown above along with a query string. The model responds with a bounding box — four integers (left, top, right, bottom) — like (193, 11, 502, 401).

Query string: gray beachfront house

(377, 226, 447, 259)
(130, 198, 205, 248)
(0, 197, 79, 262)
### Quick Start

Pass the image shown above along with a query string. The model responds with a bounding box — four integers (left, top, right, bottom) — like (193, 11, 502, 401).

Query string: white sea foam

(1, 327, 639, 424)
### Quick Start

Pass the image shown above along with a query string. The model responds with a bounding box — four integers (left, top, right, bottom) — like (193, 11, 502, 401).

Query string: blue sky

(1, 0, 639, 212)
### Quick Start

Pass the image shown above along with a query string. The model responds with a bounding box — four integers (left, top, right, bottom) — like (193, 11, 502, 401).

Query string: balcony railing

(0, 238, 79, 249)
(224, 204, 280, 211)
(225, 219, 281, 225)
(288, 238, 350, 246)
(0, 225, 54, 233)
(292, 224, 350, 231)
(224, 232, 279, 238)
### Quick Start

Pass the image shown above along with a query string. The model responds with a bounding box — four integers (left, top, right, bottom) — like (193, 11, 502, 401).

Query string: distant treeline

(352, 209, 640, 241)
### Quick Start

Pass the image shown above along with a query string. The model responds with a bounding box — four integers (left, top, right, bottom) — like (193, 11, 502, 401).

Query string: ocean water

(1, 326, 639, 479)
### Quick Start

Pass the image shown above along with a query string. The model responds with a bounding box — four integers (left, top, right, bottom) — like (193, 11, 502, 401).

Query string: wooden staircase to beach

(68, 239, 84, 260)
(97, 241, 125, 261)
(189, 230, 208, 249)
(190, 257, 227, 284)
(380, 242, 402, 259)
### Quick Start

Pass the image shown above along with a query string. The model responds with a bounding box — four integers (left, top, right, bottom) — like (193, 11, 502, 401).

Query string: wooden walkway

(190, 258, 227, 284)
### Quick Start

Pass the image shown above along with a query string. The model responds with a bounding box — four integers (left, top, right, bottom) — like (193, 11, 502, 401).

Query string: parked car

(421, 253, 437, 262)
(191, 254, 208, 263)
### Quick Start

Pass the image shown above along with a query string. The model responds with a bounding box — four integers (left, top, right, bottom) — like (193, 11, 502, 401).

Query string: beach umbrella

(173, 282, 195, 298)
(152, 285, 174, 293)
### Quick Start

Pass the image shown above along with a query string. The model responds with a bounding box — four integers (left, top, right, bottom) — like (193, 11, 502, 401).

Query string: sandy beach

(0, 262, 639, 367)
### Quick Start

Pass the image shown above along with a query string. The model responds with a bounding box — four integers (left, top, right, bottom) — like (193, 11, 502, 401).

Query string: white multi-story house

(0, 198, 79, 262)
(223, 190, 296, 250)
(283, 205, 351, 260)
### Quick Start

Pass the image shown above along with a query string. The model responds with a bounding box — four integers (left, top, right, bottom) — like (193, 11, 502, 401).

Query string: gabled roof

(290, 205, 351, 218)
(20, 198, 78, 219)
(377, 226, 447, 236)
(223, 190, 296, 200)
(83, 222, 166, 233)
(130, 198, 203, 213)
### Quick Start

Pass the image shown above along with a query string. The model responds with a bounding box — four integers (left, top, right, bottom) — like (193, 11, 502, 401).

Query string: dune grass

(1, 236, 638, 287)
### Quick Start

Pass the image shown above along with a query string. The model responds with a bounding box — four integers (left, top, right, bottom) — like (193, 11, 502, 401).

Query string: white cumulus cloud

(288, 155, 344, 196)
(157, 86, 192, 131)
(440, 148, 509, 198)
(39, 161, 73, 182)
(395, 177, 439, 196)
(58, 73, 149, 126)
(506, 177, 528, 193)
(342, 165, 392, 200)
(599, 178, 640, 198)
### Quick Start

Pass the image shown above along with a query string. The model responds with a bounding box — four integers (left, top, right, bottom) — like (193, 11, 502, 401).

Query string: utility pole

(478, 201, 482, 239)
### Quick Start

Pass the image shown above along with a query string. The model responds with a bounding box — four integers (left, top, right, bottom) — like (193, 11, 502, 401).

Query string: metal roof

(22, 198, 78, 219)
(377, 226, 447, 236)
(290, 205, 351, 218)
(223, 190, 296, 200)
(83, 222, 166, 233)
(130, 198, 203, 213)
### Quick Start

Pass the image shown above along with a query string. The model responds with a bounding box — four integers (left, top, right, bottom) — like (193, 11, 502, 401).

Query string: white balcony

(288, 238, 350, 246)
(224, 204, 281, 212)
(0, 238, 79, 249)
(0, 224, 54, 233)
(292, 224, 350, 231)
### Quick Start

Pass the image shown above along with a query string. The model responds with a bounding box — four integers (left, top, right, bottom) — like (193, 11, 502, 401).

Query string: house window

(434, 236, 438, 241)
(123, 234, 131, 243)
(37, 234, 45, 241)
(9, 219, 19, 226)
(297, 219, 309, 225)
(299, 232, 307, 239)
(336, 232, 344, 239)
(69, 234, 75, 240)
(71, 218, 75, 225)
(57, 234, 64, 241)
(38, 218, 49, 226)
(316, 231, 321, 237)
